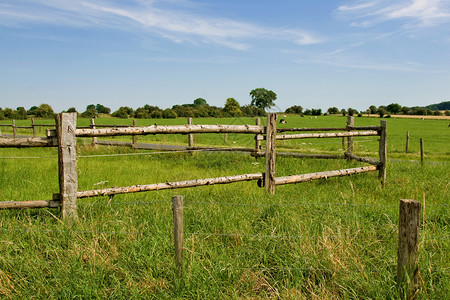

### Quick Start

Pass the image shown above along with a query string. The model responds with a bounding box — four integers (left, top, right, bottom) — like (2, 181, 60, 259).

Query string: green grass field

(0, 115, 449, 298)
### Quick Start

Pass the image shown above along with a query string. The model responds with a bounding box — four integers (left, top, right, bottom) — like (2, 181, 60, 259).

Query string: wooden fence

(0, 113, 387, 222)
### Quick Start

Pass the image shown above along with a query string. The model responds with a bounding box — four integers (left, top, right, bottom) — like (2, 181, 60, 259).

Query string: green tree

(193, 98, 208, 108)
(347, 108, 357, 116)
(96, 104, 111, 114)
(67, 107, 78, 113)
(386, 103, 401, 114)
(369, 105, 377, 114)
(0, 108, 4, 120)
(250, 88, 277, 110)
(35, 104, 54, 118)
(134, 107, 149, 119)
(241, 105, 265, 117)
(194, 106, 210, 118)
(285, 105, 303, 114)
(112, 107, 133, 118)
(3, 108, 13, 118)
(377, 107, 387, 118)
(311, 109, 322, 116)
(172, 105, 195, 117)
(223, 98, 242, 117)
(81, 105, 97, 118)
(327, 107, 339, 115)
(162, 109, 177, 119)
(14, 107, 27, 120)
(27, 106, 38, 115)
(206, 106, 224, 118)
(401, 106, 411, 115)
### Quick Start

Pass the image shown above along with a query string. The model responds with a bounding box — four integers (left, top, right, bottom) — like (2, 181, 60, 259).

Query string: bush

(35, 104, 55, 118)
(285, 105, 303, 115)
(162, 109, 177, 119)
(377, 108, 387, 118)
(112, 107, 130, 118)
(150, 110, 163, 119)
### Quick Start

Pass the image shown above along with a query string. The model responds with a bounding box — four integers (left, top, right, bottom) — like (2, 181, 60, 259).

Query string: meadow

(0, 115, 448, 298)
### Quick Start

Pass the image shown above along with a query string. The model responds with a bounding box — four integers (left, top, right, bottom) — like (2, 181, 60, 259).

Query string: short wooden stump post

(397, 199, 420, 298)
(188, 118, 194, 147)
(12, 120, 16, 138)
(132, 119, 137, 148)
(90, 118, 97, 147)
(420, 138, 424, 164)
(405, 131, 409, 153)
(31, 118, 36, 137)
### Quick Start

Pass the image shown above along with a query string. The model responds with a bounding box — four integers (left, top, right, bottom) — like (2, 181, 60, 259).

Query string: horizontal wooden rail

(277, 126, 382, 132)
(274, 166, 378, 185)
(188, 146, 257, 153)
(344, 153, 380, 166)
(252, 151, 343, 159)
(92, 124, 134, 128)
(256, 130, 379, 141)
(0, 200, 60, 209)
(0, 137, 57, 147)
(70, 124, 265, 137)
(77, 173, 264, 198)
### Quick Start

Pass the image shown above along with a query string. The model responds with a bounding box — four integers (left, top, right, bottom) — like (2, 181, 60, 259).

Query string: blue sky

(1, 0, 449, 113)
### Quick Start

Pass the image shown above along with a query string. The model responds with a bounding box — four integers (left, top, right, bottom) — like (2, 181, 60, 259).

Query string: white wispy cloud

(337, 0, 450, 27)
(0, 0, 321, 50)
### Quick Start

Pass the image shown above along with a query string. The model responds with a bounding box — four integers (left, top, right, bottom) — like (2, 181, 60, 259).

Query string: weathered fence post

(255, 118, 261, 151)
(12, 120, 16, 138)
(265, 114, 277, 194)
(31, 118, 36, 137)
(132, 119, 137, 148)
(188, 117, 194, 147)
(378, 120, 387, 186)
(420, 138, 424, 164)
(405, 131, 409, 153)
(56, 113, 78, 222)
(90, 118, 97, 147)
(397, 199, 420, 298)
(172, 195, 184, 274)
(346, 116, 354, 154)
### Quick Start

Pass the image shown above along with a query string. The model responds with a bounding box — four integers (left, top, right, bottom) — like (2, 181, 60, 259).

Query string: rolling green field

(0, 115, 449, 298)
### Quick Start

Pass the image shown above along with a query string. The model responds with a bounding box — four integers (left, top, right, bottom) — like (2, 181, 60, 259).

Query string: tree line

(285, 101, 450, 117)
(1, 92, 448, 120)
(0, 88, 277, 120)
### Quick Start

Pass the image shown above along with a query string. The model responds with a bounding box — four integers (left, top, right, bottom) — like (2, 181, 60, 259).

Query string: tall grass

(0, 116, 449, 298)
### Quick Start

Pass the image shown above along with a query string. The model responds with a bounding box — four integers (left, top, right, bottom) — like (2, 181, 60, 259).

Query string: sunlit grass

(0, 116, 449, 298)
